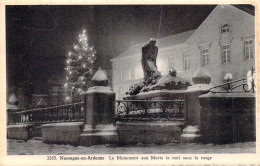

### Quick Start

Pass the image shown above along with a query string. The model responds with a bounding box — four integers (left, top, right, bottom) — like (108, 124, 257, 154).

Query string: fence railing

(208, 67, 255, 93)
(115, 99, 185, 121)
(11, 102, 84, 125)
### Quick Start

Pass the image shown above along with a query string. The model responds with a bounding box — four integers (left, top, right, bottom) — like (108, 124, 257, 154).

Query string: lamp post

(224, 73, 233, 91)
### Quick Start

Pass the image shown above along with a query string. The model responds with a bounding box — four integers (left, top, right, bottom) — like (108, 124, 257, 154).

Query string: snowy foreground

(7, 139, 255, 155)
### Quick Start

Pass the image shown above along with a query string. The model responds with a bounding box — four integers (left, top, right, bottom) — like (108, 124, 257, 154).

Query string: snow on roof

(8, 94, 19, 104)
(37, 98, 47, 106)
(192, 67, 211, 78)
(112, 29, 195, 60)
(92, 69, 108, 81)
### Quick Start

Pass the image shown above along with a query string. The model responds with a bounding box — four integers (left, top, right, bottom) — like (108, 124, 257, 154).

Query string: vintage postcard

(0, 0, 259, 165)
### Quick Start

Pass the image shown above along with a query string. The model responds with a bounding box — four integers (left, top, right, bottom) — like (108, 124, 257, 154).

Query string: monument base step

(181, 125, 201, 143)
(79, 124, 119, 147)
(116, 121, 184, 145)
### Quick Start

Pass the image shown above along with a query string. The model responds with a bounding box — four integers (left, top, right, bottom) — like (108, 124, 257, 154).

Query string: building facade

(111, 5, 255, 99)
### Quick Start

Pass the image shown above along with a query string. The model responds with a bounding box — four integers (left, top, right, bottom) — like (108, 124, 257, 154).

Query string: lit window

(201, 48, 209, 66)
(222, 44, 230, 63)
(184, 55, 191, 70)
(168, 56, 175, 70)
(129, 68, 135, 80)
(244, 40, 253, 60)
(221, 24, 230, 34)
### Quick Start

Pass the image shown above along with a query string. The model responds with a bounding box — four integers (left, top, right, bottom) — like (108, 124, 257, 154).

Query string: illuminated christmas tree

(64, 29, 96, 102)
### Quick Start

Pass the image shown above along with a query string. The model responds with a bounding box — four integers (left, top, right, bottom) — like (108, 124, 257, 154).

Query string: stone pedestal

(79, 68, 118, 146)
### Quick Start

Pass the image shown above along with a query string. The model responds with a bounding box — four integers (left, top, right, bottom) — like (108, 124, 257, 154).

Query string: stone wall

(7, 124, 34, 141)
(199, 92, 255, 144)
(41, 122, 84, 146)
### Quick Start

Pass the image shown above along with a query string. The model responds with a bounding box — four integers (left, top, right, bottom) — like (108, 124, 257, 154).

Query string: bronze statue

(141, 38, 160, 81)
(126, 38, 191, 96)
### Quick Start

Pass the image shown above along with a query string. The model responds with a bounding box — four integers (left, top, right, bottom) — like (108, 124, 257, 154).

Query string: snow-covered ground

(7, 139, 255, 155)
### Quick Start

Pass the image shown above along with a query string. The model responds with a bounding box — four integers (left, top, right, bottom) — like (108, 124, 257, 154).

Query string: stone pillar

(181, 67, 212, 143)
(79, 68, 118, 146)
(7, 94, 20, 125)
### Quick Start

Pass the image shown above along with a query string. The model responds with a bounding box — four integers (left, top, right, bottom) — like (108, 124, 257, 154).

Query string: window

(201, 48, 209, 66)
(222, 44, 230, 63)
(221, 24, 230, 34)
(184, 55, 191, 70)
(118, 87, 125, 99)
(129, 67, 135, 80)
(244, 40, 253, 59)
(118, 66, 124, 81)
(168, 56, 175, 70)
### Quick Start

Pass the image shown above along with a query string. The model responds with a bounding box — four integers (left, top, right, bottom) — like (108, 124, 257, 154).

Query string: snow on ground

(7, 139, 255, 155)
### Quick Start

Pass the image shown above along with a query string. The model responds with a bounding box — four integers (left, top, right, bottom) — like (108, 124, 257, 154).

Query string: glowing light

(69, 71, 72, 74)
(68, 52, 72, 56)
(64, 83, 68, 87)
(92, 54, 95, 57)
(83, 64, 86, 68)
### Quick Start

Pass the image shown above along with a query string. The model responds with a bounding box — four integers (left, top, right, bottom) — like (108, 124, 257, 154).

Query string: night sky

(6, 5, 254, 96)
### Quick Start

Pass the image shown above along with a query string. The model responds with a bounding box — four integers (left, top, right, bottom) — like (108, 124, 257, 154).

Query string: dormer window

(221, 24, 230, 34)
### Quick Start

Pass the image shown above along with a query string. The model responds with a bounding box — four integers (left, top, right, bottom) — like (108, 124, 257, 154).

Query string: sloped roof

(112, 29, 195, 60)
(186, 5, 254, 44)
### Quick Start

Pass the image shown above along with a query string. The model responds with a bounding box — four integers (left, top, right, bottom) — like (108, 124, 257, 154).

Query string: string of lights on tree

(64, 29, 96, 102)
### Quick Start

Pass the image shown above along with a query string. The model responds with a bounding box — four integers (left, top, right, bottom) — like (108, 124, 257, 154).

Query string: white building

(111, 5, 255, 99)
